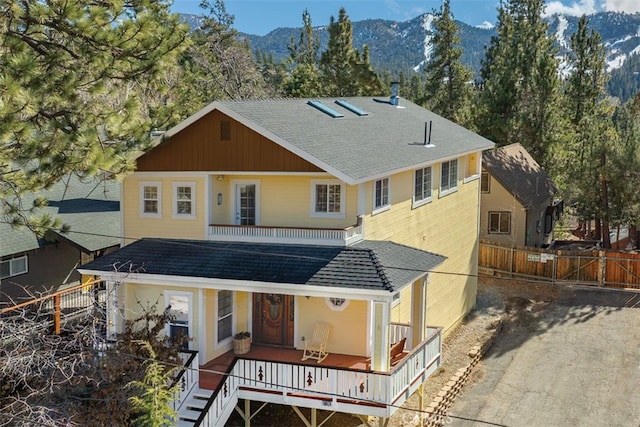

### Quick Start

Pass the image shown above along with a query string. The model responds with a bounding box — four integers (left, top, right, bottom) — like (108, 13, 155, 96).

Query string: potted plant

(233, 331, 251, 355)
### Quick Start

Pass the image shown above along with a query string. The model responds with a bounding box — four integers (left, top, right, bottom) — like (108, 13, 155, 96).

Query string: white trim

(120, 181, 126, 247)
(165, 290, 193, 350)
(231, 179, 261, 225)
(139, 181, 162, 218)
(131, 171, 331, 178)
(172, 181, 197, 219)
(310, 179, 346, 219)
(324, 297, 350, 311)
(198, 288, 205, 356)
(412, 166, 433, 209)
(372, 177, 390, 215)
(204, 176, 212, 239)
(357, 183, 365, 217)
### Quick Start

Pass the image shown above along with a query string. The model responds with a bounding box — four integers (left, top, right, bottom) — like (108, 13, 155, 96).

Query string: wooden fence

(478, 239, 640, 290)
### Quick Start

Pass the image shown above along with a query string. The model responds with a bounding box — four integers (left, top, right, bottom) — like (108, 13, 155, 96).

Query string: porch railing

(193, 326, 442, 426)
(390, 321, 413, 349)
(0, 279, 106, 335)
(171, 350, 200, 412)
(208, 223, 364, 246)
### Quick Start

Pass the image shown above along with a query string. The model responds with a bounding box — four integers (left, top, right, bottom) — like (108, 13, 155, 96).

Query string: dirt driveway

(449, 284, 640, 427)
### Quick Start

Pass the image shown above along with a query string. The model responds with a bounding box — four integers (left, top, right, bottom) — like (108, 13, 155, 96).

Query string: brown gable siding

(137, 110, 323, 172)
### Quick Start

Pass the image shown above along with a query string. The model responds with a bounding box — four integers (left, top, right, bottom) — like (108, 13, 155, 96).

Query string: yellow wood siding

(123, 176, 206, 241)
(297, 297, 368, 356)
(362, 159, 481, 335)
(479, 173, 527, 246)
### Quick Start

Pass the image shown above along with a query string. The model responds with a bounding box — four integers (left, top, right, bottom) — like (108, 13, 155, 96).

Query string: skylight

(307, 100, 344, 118)
(335, 100, 368, 116)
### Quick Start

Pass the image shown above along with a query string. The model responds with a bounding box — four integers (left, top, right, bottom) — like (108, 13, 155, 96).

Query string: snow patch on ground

(422, 14, 435, 66)
(555, 15, 570, 49)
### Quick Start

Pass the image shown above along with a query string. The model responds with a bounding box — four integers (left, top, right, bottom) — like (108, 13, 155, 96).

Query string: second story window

(489, 211, 511, 234)
(413, 166, 432, 207)
(311, 180, 345, 218)
(173, 182, 196, 219)
(140, 181, 162, 218)
(440, 159, 458, 196)
(373, 177, 390, 213)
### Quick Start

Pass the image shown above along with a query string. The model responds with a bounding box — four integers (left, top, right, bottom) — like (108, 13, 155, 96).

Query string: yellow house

(480, 143, 562, 248)
(80, 94, 494, 426)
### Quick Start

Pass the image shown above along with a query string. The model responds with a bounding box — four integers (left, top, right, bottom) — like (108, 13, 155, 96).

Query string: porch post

(105, 281, 121, 340)
(411, 276, 428, 348)
(371, 300, 390, 371)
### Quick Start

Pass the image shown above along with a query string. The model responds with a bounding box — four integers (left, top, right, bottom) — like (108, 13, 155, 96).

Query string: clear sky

(170, 0, 640, 35)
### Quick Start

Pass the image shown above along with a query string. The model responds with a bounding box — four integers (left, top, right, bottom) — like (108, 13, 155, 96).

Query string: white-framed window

(373, 177, 390, 214)
(481, 171, 490, 193)
(324, 297, 350, 312)
(489, 211, 511, 234)
(311, 180, 345, 218)
(217, 290, 233, 343)
(413, 166, 433, 207)
(440, 159, 458, 196)
(139, 181, 162, 218)
(0, 255, 28, 279)
(172, 182, 196, 219)
(165, 291, 193, 350)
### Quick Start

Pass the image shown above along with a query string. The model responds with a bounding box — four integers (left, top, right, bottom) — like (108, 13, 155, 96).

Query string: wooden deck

(199, 345, 371, 390)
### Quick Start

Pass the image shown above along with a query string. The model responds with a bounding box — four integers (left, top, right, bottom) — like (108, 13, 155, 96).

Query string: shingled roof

(0, 174, 120, 257)
(483, 143, 557, 209)
(80, 238, 446, 293)
(152, 97, 495, 184)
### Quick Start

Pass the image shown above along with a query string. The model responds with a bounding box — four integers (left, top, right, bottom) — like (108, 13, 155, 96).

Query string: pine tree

(554, 15, 618, 247)
(423, 0, 474, 126)
(476, 0, 561, 164)
(319, 8, 382, 96)
(283, 9, 323, 97)
(128, 342, 178, 427)
(0, 0, 188, 232)
(185, 0, 267, 101)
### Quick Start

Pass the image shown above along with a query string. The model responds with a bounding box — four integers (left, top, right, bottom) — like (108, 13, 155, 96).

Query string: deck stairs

(176, 388, 213, 427)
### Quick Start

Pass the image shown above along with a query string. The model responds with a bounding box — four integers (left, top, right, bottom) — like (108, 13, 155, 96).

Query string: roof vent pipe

(390, 81, 399, 106)
(424, 121, 432, 146)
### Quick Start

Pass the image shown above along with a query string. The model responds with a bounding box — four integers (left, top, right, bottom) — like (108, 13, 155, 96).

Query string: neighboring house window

(440, 159, 458, 195)
(373, 177, 390, 213)
(165, 291, 192, 350)
(0, 255, 28, 279)
(489, 211, 511, 234)
(173, 182, 196, 218)
(311, 180, 345, 218)
(217, 290, 233, 343)
(140, 181, 162, 218)
(220, 120, 231, 141)
(413, 166, 432, 207)
(481, 171, 490, 193)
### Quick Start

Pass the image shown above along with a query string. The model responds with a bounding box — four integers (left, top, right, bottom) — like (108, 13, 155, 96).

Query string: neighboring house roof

(483, 143, 557, 209)
(151, 97, 495, 184)
(80, 238, 446, 293)
(0, 174, 120, 257)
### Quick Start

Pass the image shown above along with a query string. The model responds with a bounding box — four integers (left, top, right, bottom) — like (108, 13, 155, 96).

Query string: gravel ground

(227, 277, 555, 427)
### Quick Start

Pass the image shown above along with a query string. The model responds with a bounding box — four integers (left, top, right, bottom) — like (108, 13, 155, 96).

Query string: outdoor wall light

(216, 174, 224, 181)
(217, 193, 222, 205)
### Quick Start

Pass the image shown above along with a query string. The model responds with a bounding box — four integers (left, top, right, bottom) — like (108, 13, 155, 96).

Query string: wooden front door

(252, 293, 294, 346)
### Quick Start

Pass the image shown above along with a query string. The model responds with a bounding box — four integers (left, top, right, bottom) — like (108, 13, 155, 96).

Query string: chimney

(390, 81, 399, 106)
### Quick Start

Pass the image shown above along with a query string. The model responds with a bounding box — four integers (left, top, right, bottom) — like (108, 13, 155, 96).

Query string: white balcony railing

(171, 350, 199, 413)
(208, 223, 364, 246)
(191, 327, 442, 427)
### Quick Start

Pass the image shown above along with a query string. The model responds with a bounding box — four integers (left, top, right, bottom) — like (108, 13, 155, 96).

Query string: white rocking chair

(301, 322, 331, 363)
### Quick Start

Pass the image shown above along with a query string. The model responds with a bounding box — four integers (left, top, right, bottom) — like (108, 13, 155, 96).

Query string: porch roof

(79, 238, 445, 293)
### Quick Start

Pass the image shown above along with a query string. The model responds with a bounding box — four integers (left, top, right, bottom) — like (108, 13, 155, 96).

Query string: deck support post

(245, 399, 251, 427)
(418, 382, 424, 414)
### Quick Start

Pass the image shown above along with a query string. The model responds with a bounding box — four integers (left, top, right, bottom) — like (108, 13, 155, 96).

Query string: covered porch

(175, 327, 442, 426)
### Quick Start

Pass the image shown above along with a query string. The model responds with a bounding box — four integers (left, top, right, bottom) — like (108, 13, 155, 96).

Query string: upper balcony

(208, 222, 364, 246)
